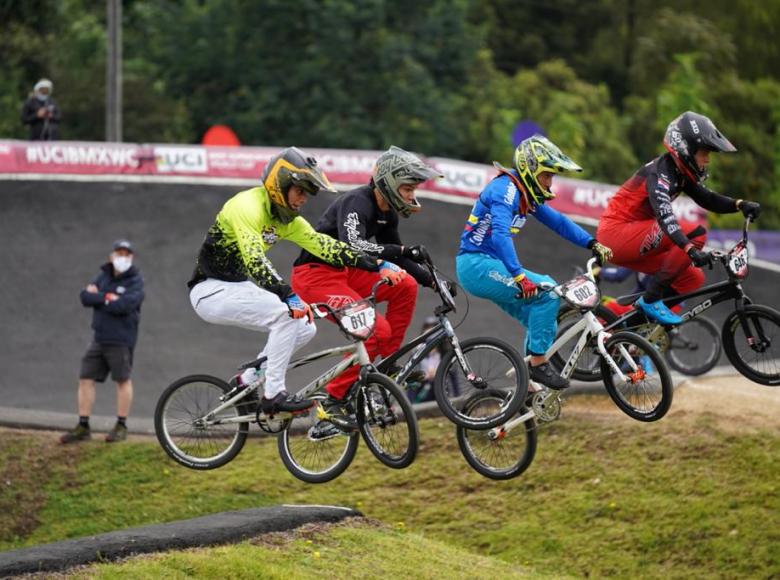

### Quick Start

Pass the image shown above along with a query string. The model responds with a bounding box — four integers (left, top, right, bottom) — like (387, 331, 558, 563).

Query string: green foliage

(1, 0, 779, 226)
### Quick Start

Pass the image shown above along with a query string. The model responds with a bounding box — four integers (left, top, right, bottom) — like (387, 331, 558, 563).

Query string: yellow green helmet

(513, 135, 582, 206)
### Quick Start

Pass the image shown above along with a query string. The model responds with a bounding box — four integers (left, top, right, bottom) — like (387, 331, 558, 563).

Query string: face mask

(35, 92, 49, 102)
(112, 256, 133, 273)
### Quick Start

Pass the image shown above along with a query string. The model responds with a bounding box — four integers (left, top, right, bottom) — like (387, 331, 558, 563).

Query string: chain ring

(256, 411, 289, 434)
(531, 391, 562, 423)
(635, 323, 671, 352)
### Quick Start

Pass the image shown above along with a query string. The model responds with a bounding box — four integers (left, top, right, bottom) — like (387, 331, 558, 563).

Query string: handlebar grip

(310, 303, 333, 319)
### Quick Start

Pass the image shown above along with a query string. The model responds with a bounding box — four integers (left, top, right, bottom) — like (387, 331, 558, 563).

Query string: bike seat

(238, 355, 268, 371)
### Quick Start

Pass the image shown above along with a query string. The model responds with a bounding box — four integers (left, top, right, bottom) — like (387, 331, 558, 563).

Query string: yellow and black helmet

(261, 147, 336, 223)
(513, 135, 582, 207)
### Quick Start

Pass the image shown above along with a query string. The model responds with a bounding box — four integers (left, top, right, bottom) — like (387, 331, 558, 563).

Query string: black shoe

(321, 395, 358, 430)
(261, 391, 313, 414)
(60, 424, 91, 444)
(528, 362, 570, 390)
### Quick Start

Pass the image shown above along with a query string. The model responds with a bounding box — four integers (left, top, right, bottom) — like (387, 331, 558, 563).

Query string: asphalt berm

(0, 505, 361, 577)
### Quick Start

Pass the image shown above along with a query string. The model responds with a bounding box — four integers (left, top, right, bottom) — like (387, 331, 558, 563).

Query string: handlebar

(310, 278, 390, 320)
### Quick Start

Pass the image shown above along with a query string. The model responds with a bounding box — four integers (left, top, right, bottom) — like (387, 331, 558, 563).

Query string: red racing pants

(291, 263, 418, 399)
(596, 218, 706, 297)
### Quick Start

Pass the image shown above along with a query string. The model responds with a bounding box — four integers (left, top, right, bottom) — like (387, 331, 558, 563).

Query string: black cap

(112, 239, 134, 253)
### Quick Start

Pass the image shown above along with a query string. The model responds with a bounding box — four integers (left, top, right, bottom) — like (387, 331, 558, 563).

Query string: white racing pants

(189, 279, 316, 398)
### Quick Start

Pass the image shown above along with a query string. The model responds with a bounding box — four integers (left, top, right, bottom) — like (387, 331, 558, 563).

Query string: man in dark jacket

(20, 78, 61, 141)
(61, 240, 145, 443)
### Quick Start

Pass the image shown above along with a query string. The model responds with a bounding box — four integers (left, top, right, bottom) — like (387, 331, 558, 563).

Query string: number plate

(339, 301, 376, 338)
(728, 243, 749, 278)
(562, 276, 600, 309)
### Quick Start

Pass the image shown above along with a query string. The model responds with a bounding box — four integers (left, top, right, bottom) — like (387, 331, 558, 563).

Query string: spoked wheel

(456, 389, 537, 480)
(666, 316, 721, 376)
(551, 305, 619, 382)
(154, 374, 250, 470)
(722, 305, 780, 386)
(434, 337, 528, 429)
(356, 373, 419, 469)
(600, 331, 674, 422)
(277, 393, 359, 484)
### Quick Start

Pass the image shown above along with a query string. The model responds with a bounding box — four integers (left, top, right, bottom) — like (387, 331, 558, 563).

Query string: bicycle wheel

(434, 337, 527, 430)
(155, 374, 249, 470)
(551, 305, 619, 382)
(277, 393, 359, 484)
(456, 390, 537, 480)
(356, 373, 419, 469)
(666, 316, 721, 376)
(600, 331, 674, 422)
(722, 304, 780, 386)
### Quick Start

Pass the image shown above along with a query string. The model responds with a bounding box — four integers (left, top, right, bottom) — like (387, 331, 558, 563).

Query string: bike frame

(205, 341, 372, 425)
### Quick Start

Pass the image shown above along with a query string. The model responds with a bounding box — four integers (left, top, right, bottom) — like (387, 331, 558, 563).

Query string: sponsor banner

(707, 229, 780, 265)
(0, 139, 704, 226)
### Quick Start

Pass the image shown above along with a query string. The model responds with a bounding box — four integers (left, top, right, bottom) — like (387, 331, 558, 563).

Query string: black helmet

(373, 146, 442, 218)
(663, 111, 736, 182)
(261, 147, 336, 223)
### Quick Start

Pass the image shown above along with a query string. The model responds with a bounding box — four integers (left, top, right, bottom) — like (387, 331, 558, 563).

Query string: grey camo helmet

(373, 146, 442, 218)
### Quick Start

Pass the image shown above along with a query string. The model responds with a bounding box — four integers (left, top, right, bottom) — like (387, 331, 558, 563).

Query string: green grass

(69, 519, 547, 579)
(1, 400, 779, 578)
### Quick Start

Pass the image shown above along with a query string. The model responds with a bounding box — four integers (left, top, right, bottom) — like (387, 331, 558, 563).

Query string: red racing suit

(292, 184, 431, 399)
(596, 153, 739, 298)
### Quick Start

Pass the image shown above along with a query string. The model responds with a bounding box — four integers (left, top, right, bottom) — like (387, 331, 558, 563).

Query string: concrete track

(1, 178, 778, 420)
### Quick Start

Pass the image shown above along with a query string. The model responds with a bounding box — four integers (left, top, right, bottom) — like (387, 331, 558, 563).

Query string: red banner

(0, 139, 705, 225)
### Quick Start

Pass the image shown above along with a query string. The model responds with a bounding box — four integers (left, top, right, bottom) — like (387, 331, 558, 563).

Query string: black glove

(402, 245, 431, 264)
(687, 246, 712, 267)
(439, 279, 457, 298)
(738, 200, 761, 220)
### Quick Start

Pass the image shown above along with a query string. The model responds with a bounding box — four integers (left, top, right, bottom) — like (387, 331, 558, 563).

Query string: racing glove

(737, 199, 761, 220)
(686, 246, 713, 268)
(514, 273, 538, 299)
(284, 293, 314, 323)
(588, 240, 613, 265)
(402, 244, 431, 264)
(378, 260, 407, 286)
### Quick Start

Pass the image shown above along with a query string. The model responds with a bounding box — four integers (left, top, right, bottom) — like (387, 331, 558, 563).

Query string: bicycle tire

(600, 331, 674, 422)
(722, 304, 780, 386)
(434, 337, 527, 430)
(356, 373, 419, 469)
(665, 316, 721, 376)
(551, 305, 620, 382)
(154, 374, 249, 470)
(456, 390, 537, 480)
(277, 393, 360, 484)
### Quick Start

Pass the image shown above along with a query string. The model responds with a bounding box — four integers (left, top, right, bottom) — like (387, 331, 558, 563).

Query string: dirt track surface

(564, 374, 780, 432)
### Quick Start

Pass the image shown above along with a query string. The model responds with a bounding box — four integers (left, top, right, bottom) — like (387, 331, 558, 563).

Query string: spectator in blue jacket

(456, 136, 612, 390)
(61, 240, 145, 444)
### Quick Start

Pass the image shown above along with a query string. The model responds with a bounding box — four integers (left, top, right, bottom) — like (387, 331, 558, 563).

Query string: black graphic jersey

(295, 185, 433, 287)
(188, 187, 376, 299)
(603, 153, 738, 248)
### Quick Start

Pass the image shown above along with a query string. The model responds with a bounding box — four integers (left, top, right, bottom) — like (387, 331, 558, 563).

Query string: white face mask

(112, 256, 133, 273)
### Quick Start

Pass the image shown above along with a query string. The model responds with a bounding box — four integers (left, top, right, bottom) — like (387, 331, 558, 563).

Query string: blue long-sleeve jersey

(458, 171, 594, 278)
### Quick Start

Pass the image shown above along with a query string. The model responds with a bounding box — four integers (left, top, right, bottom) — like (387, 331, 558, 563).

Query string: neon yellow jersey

(189, 187, 368, 298)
